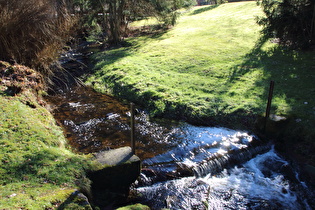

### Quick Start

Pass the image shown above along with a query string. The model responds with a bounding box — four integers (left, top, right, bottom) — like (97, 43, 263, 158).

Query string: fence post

(264, 81, 275, 132)
(130, 103, 135, 154)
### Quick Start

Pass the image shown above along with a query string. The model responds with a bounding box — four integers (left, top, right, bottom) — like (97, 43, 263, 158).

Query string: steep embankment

(0, 61, 94, 209)
(87, 2, 315, 184)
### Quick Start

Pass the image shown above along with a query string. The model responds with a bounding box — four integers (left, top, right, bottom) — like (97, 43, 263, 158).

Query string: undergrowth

(0, 0, 74, 81)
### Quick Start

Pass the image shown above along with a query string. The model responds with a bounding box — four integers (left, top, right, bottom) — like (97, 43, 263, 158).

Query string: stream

(44, 44, 314, 209)
(46, 85, 314, 210)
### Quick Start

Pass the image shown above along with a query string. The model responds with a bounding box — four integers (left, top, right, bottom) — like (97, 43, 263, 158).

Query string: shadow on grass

(129, 24, 170, 40)
(4, 148, 86, 186)
(227, 36, 315, 156)
(0, 88, 11, 96)
(228, 36, 315, 117)
(57, 191, 91, 210)
(190, 5, 220, 15)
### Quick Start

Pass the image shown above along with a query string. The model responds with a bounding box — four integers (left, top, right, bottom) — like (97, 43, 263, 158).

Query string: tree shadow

(85, 26, 171, 88)
(128, 24, 170, 40)
(228, 35, 314, 109)
(226, 35, 315, 143)
(190, 5, 220, 15)
(92, 25, 170, 68)
(228, 36, 270, 83)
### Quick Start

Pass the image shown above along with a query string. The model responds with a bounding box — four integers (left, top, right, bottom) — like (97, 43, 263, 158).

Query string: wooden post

(130, 103, 135, 154)
(264, 81, 275, 132)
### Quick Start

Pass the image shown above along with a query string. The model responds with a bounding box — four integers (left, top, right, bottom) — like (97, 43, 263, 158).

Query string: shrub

(257, 0, 315, 49)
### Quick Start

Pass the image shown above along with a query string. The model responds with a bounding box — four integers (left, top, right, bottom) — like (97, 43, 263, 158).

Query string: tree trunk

(107, 0, 126, 45)
(311, 4, 315, 44)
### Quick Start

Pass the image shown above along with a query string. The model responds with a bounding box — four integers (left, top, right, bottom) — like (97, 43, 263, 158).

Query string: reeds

(0, 0, 74, 82)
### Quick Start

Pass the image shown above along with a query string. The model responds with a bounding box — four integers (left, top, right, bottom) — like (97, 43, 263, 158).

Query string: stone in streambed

(87, 146, 141, 207)
(88, 146, 141, 189)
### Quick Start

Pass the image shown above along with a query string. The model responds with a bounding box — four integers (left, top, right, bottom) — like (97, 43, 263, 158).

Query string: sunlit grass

(0, 85, 94, 208)
(88, 2, 269, 120)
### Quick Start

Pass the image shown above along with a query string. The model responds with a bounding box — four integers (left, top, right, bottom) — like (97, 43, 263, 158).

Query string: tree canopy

(71, 0, 196, 44)
(257, 0, 315, 49)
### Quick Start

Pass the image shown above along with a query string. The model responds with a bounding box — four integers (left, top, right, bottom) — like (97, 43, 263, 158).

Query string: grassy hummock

(0, 62, 95, 209)
(87, 2, 315, 165)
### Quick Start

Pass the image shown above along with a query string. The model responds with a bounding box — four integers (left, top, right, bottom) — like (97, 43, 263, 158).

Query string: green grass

(87, 2, 270, 120)
(0, 84, 95, 209)
(87, 1, 315, 162)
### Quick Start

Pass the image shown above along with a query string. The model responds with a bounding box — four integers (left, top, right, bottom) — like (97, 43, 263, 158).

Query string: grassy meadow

(87, 2, 315, 162)
(88, 2, 267, 120)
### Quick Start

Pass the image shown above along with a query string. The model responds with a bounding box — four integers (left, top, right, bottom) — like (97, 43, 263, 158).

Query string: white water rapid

(135, 126, 312, 210)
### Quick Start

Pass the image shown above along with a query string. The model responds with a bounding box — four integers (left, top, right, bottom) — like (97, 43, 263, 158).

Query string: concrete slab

(95, 146, 140, 166)
(89, 146, 141, 191)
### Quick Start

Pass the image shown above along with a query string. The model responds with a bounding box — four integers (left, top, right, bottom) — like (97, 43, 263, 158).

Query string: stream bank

(0, 61, 96, 209)
(85, 77, 315, 189)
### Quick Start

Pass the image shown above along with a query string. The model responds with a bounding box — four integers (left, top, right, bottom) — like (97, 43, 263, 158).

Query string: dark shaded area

(48, 41, 101, 95)
(87, 156, 141, 208)
(190, 4, 219, 15)
(1, 148, 85, 186)
(128, 24, 170, 40)
(3, 86, 22, 96)
(257, 0, 315, 50)
(57, 191, 91, 210)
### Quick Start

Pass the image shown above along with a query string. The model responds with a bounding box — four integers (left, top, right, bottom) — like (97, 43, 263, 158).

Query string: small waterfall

(136, 147, 313, 210)
(135, 129, 275, 188)
(193, 144, 272, 177)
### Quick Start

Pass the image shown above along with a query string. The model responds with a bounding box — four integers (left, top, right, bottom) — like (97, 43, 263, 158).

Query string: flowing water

(137, 147, 311, 209)
(46, 85, 314, 210)
(48, 45, 313, 209)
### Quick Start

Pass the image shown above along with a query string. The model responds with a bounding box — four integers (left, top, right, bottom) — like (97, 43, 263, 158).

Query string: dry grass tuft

(0, 61, 44, 95)
(0, 0, 75, 83)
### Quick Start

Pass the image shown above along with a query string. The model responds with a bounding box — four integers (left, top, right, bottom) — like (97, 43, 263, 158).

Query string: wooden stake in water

(264, 81, 275, 132)
(130, 102, 135, 154)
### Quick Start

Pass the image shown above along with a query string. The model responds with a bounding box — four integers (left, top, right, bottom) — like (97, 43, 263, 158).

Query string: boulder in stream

(88, 146, 141, 207)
